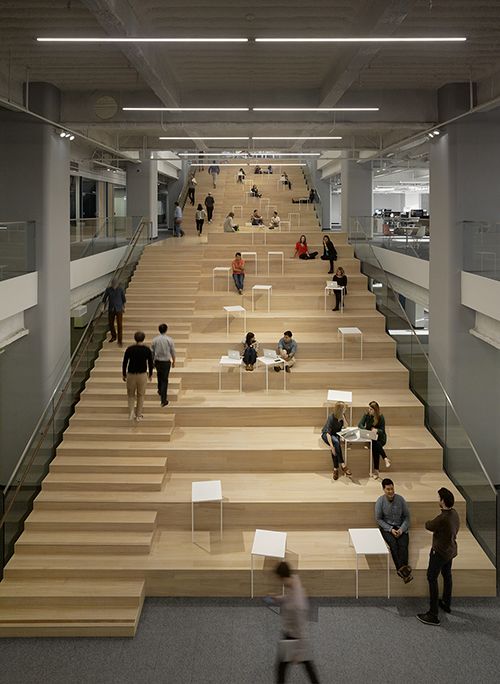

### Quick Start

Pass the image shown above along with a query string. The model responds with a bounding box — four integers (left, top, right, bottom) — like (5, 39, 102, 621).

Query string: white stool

(325, 283, 344, 312)
(267, 251, 284, 275)
(252, 284, 272, 312)
(280, 220, 291, 232)
(340, 428, 374, 476)
(241, 251, 258, 274)
(213, 267, 230, 292)
(218, 355, 243, 391)
(232, 204, 243, 218)
(338, 326, 363, 360)
(349, 528, 390, 599)
(192, 480, 223, 542)
(251, 529, 287, 598)
(288, 212, 300, 229)
(326, 389, 353, 423)
(223, 305, 246, 336)
(251, 227, 267, 246)
(256, 355, 287, 391)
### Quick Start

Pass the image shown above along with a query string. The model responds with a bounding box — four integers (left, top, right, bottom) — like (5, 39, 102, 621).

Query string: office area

(0, 1, 500, 677)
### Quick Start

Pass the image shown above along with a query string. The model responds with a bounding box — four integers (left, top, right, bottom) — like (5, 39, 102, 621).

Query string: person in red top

(292, 234, 318, 260)
(232, 252, 245, 294)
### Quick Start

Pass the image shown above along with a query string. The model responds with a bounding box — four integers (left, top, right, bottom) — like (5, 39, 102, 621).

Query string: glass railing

(352, 215, 430, 260)
(349, 219, 497, 566)
(0, 221, 36, 281)
(0, 218, 150, 574)
(70, 216, 144, 261)
(463, 221, 500, 281)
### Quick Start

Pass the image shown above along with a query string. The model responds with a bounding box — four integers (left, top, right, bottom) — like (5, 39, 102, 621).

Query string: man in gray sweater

(375, 478, 413, 583)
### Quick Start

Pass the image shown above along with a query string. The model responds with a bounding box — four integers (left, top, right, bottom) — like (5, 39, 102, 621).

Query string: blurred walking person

(103, 278, 126, 346)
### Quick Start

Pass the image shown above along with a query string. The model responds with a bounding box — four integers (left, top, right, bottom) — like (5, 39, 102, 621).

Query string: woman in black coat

(331, 266, 347, 311)
(321, 235, 338, 273)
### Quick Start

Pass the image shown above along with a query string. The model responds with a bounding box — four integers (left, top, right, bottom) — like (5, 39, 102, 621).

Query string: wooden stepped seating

(41, 471, 167, 492)
(62, 425, 174, 443)
(69, 412, 175, 428)
(14, 530, 154, 555)
(80, 380, 181, 400)
(49, 455, 168, 474)
(171, 389, 422, 426)
(175, 358, 410, 391)
(24, 510, 158, 532)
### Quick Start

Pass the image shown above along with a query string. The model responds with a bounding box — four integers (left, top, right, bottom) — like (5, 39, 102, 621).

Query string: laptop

(264, 348, 282, 362)
(228, 349, 240, 360)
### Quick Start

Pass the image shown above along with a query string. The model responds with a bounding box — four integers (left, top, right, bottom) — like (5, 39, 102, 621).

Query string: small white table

(338, 327, 363, 360)
(326, 389, 353, 423)
(213, 266, 231, 292)
(223, 305, 246, 336)
(257, 355, 287, 391)
(348, 528, 390, 599)
(288, 212, 300, 228)
(268, 251, 285, 275)
(232, 204, 243, 218)
(340, 428, 374, 476)
(251, 226, 267, 246)
(252, 284, 272, 312)
(280, 220, 291, 232)
(218, 355, 243, 392)
(325, 283, 344, 312)
(241, 251, 258, 274)
(251, 529, 287, 598)
(192, 480, 223, 542)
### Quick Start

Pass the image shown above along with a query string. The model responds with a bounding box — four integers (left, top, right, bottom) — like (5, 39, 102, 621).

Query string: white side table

(251, 226, 267, 246)
(213, 266, 231, 292)
(256, 355, 287, 391)
(280, 220, 291, 232)
(241, 251, 258, 274)
(192, 480, 223, 542)
(340, 428, 374, 476)
(252, 284, 272, 312)
(232, 204, 243, 218)
(288, 212, 300, 228)
(251, 529, 287, 598)
(267, 251, 284, 275)
(348, 528, 390, 599)
(338, 326, 363, 360)
(218, 355, 243, 392)
(325, 283, 344, 312)
(223, 305, 246, 336)
(326, 389, 353, 423)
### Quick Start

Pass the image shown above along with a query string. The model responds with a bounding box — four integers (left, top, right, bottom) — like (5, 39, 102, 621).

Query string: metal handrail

(0, 218, 148, 530)
(348, 218, 496, 497)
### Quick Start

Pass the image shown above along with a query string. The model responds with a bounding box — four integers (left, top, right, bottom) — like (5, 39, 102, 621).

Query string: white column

(126, 152, 158, 238)
(340, 153, 372, 231)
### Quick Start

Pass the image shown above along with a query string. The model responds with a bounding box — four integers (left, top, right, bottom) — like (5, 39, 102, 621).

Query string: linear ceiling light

(179, 152, 248, 156)
(255, 37, 466, 43)
(249, 152, 321, 156)
(159, 136, 250, 140)
(252, 107, 379, 112)
(124, 107, 249, 111)
(37, 37, 248, 43)
(252, 136, 342, 140)
(189, 163, 248, 166)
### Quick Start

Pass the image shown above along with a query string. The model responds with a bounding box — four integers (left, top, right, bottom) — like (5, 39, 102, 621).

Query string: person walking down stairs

(208, 161, 220, 188)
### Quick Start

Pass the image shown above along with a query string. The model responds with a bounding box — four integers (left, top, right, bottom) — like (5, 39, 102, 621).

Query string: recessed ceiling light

(159, 136, 250, 140)
(37, 37, 249, 43)
(252, 136, 342, 140)
(124, 107, 250, 111)
(255, 37, 466, 43)
(252, 107, 379, 112)
(69, 135, 75, 141)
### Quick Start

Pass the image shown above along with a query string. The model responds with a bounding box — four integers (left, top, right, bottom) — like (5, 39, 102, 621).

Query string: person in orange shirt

(232, 252, 245, 294)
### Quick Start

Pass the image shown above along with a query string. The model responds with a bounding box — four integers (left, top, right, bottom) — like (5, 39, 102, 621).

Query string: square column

(126, 153, 158, 238)
(340, 154, 372, 232)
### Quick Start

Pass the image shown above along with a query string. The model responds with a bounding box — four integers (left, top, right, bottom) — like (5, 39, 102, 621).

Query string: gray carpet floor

(0, 596, 499, 684)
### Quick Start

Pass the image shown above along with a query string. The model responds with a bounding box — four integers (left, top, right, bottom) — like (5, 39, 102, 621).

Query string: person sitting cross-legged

(375, 478, 413, 583)
(275, 330, 296, 373)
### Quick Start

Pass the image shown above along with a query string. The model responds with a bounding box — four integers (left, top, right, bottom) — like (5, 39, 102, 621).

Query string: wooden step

(41, 471, 166, 492)
(63, 425, 174, 443)
(56, 441, 170, 458)
(50, 455, 168, 474)
(75, 399, 178, 413)
(69, 412, 175, 429)
(14, 530, 154, 555)
(25, 509, 158, 532)
(81, 385, 180, 400)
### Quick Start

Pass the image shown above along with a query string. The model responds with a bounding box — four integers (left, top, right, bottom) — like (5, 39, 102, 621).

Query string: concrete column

(307, 159, 331, 229)
(0, 88, 70, 481)
(126, 152, 158, 238)
(429, 112, 500, 482)
(340, 154, 372, 231)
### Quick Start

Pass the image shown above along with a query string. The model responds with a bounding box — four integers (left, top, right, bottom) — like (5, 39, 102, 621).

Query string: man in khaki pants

(122, 331, 153, 421)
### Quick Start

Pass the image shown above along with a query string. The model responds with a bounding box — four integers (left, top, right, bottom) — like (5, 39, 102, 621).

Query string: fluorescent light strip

(162, 138, 248, 141)
(124, 107, 249, 112)
(253, 107, 379, 112)
(252, 136, 342, 140)
(179, 153, 248, 157)
(249, 152, 320, 156)
(37, 37, 248, 43)
(256, 37, 466, 43)
(189, 163, 247, 167)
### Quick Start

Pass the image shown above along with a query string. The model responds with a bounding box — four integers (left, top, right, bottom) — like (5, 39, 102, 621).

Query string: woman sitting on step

(293, 234, 318, 260)
(241, 332, 259, 371)
(331, 266, 348, 311)
(321, 401, 352, 480)
(358, 401, 391, 479)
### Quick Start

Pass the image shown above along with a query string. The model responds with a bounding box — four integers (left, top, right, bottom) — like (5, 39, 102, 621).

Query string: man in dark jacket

(103, 279, 126, 346)
(417, 487, 460, 626)
(204, 192, 215, 223)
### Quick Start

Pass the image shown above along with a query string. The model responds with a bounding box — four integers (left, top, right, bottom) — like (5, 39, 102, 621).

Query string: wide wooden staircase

(0, 162, 495, 636)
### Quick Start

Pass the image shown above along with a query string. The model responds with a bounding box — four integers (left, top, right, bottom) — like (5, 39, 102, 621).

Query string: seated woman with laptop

(241, 332, 259, 371)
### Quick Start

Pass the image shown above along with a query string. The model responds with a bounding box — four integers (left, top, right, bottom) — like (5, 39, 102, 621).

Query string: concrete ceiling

(1, 0, 500, 153)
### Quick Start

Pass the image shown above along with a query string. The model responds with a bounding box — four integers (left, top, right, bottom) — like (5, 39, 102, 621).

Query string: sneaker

(108, 337, 116, 343)
(161, 401, 169, 407)
(403, 574, 414, 584)
(416, 613, 440, 626)
(285, 366, 291, 373)
(129, 410, 135, 421)
(135, 414, 144, 422)
(398, 565, 411, 579)
(274, 366, 281, 372)
(439, 600, 451, 614)
(333, 469, 339, 480)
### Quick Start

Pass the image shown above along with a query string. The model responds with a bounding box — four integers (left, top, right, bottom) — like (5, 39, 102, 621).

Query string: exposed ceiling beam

(319, 0, 418, 107)
(81, 0, 180, 107)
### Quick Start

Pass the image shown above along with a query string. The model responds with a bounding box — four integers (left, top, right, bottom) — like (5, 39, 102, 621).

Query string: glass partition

(0, 221, 36, 281)
(0, 218, 149, 573)
(352, 215, 429, 260)
(463, 221, 500, 281)
(70, 215, 144, 261)
(349, 218, 497, 565)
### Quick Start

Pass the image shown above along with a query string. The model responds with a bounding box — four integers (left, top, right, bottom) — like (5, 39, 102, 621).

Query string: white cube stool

(338, 326, 363, 360)
(213, 266, 231, 292)
(192, 480, 223, 542)
(326, 389, 353, 423)
(252, 284, 272, 312)
(241, 251, 258, 274)
(223, 305, 246, 336)
(348, 528, 390, 599)
(268, 251, 284, 275)
(218, 355, 243, 391)
(251, 529, 287, 598)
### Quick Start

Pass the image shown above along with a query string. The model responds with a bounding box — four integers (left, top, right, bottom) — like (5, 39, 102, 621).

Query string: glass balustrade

(0, 221, 36, 281)
(463, 221, 500, 282)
